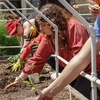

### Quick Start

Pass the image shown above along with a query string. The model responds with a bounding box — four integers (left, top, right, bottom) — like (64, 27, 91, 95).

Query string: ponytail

(5, 13, 19, 22)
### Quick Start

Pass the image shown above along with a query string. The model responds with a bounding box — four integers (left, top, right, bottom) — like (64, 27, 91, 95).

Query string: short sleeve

(94, 14, 100, 39)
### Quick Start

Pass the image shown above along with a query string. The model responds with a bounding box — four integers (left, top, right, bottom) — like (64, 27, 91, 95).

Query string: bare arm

(36, 37, 100, 100)
(20, 19, 35, 53)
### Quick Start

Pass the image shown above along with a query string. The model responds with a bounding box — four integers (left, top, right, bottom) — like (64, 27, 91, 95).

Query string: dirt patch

(0, 62, 79, 100)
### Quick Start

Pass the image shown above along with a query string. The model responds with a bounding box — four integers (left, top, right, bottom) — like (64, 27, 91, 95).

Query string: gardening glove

(11, 58, 23, 72)
(31, 43, 39, 56)
(30, 26, 37, 37)
(27, 26, 37, 41)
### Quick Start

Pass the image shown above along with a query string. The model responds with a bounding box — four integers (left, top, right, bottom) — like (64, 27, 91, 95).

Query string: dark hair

(38, 0, 68, 10)
(35, 19, 40, 33)
(4, 13, 19, 22)
(36, 3, 73, 48)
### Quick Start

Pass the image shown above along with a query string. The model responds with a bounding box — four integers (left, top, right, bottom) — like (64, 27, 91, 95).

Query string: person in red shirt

(5, 0, 78, 54)
(5, 0, 78, 71)
(5, 3, 99, 99)
(36, 2, 100, 100)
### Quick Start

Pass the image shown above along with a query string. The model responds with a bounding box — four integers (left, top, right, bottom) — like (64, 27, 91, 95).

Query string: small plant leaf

(31, 87, 36, 92)
(22, 80, 31, 85)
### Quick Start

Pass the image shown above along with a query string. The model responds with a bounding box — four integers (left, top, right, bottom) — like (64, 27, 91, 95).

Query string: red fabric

(23, 37, 54, 74)
(22, 19, 100, 75)
(5, 20, 19, 36)
(20, 33, 44, 60)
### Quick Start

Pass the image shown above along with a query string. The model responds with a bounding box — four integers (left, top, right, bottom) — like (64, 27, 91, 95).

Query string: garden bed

(0, 61, 87, 100)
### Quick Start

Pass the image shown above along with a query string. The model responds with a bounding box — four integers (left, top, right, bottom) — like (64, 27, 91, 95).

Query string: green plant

(7, 53, 21, 63)
(0, 13, 6, 20)
(22, 79, 38, 95)
(0, 21, 20, 56)
(23, 62, 40, 96)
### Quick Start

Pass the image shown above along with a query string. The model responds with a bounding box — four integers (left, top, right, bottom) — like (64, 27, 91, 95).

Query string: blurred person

(5, 12, 38, 53)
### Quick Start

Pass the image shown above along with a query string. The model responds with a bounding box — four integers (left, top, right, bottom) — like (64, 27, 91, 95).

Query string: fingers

(11, 59, 23, 72)
(36, 94, 47, 100)
(72, 4, 79, 11)
(30, 31, 36, 37)
(30, 26, 37, 37)
(11, 64, 17, 72)
(88, 5, 99, 17)
(28, 26, 37, 41)
(36, 96, 53, 100)
(36, 89, 53, 100)
(11, 66, 17, 72)
(11, 64, 21, 72)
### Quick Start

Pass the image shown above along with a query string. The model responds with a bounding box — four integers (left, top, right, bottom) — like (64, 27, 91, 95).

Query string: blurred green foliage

(0, 21, 20, 56)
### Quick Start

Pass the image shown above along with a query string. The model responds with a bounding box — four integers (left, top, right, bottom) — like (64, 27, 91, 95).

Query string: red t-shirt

(21, 19, 100, 75)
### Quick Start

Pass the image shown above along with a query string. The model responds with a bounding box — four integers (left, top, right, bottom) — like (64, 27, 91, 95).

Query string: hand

(30, 26, 37, 37)
(88, 5, 100, 17)
(72, 4, 79, 11)
(27, 26, 37, 41)
(36, 88, 53, 100)
(11, 58, 23, 72)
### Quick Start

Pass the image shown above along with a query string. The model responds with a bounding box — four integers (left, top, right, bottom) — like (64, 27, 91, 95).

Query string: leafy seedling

(22, 78, 40, 96)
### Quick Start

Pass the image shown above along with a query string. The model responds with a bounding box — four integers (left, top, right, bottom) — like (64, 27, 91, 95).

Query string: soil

(0, 62, 79, 100)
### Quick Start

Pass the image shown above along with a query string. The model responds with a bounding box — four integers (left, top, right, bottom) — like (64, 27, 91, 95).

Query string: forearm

(47, 57, 90, 96)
